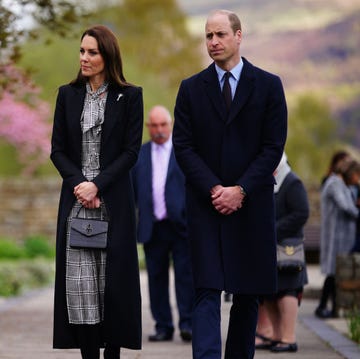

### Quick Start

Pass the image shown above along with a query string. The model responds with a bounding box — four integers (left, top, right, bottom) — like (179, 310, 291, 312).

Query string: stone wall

(0, 178, 322, 244)
(0, 177, 61, 242)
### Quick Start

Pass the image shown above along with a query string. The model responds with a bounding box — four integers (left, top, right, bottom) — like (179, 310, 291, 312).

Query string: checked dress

(65, 82, 109, 324)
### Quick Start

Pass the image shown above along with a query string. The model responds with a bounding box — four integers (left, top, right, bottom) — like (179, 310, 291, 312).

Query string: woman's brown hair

(71, 25, 132, 88)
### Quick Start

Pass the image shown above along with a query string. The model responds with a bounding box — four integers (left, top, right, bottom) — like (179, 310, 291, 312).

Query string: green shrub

(0, 266, 22, 296)
(0, 238, 26, 259)
(348, 309, 360, 344)
(23, 235, 55, 258)
(0, 259, 54, 297)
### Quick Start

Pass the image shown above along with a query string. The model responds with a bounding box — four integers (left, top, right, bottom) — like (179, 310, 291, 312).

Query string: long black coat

(50, 83, 143, 349)
(173, 58, 287, 295)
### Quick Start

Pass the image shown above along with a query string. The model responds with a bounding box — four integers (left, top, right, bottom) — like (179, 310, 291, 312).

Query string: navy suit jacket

(132, 141, 187, 244)
(173, 58, 287, 294)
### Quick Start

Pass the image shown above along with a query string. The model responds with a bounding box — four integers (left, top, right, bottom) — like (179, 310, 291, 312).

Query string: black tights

(75, 324, 120, 359)
(318, 275, 336, 313)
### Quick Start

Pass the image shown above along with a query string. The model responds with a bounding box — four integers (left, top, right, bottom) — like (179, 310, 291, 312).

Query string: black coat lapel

(227, 58, 255, 124)
(102, 87, 125, 144)
(202, 63, 228, 121)
(69, 85, 86, 158)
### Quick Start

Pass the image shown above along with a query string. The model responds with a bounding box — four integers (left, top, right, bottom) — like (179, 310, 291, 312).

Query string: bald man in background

(132, 105, 194, 343)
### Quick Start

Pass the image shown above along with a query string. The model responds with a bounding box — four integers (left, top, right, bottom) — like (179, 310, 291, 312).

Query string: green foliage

(0, 141, 23, 176)
(0, 238, 26, 259)
(0, 0, 89, 62)
(97, 0, 202, 88)
(23, 235, 55, 258)
(285, 93, 339, 184)
(0, 259, 54, 297)
(347, 308, 360, 344)
(0, 236, 54, 260)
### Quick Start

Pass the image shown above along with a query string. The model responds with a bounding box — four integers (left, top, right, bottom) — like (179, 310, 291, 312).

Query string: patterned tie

(222, 72, 232, 111)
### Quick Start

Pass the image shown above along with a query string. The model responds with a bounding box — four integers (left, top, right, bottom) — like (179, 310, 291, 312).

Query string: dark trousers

(192, 289, 258, 359)
(74, 324, 120, 359)
(319, 275, 336, 313)
(143, 219, 194, 334)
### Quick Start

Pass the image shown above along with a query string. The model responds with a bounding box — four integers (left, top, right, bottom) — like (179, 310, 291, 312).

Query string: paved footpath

(0, 267, 359, 359)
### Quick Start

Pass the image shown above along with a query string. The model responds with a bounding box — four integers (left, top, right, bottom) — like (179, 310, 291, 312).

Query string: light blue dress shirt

(215, 59, 244, 99)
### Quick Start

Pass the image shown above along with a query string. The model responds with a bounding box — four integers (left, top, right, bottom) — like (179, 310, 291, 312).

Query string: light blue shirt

(215, 59, 244, 99)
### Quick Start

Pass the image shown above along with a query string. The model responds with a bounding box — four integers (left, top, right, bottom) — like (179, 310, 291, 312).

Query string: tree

(111, 0, 202, 88)
(0, 0, 87, 63)
(285, 94, 338, 184)
(0, 64, 51, 176)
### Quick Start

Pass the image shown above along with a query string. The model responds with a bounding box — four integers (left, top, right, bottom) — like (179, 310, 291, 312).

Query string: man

(173, 9, 287, 359)
(132, 105, 194, 343)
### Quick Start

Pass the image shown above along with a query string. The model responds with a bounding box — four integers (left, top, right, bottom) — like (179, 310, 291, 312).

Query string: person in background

(50, 25, 143, 359)
(351, 182, 360, 252)
(173, 9, 287, 359)
(256, 153, 309, 353)
(315, 159, 360, 318)
(132, 105, 194, 343)
(321, 150, 350, 187)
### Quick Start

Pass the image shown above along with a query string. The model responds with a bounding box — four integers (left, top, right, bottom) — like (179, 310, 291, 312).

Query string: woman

(257, 153, 309, 353)
(315, 159, 360, 318)
(50, 25, 143, 358)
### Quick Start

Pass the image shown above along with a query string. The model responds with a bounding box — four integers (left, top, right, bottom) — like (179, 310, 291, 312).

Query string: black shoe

(148, 332, 173, 342)
(180, 329, 192, 342)
(315, 306, 332, 319)
(255, 333, 280, 350)
(271, 342, 298, 353)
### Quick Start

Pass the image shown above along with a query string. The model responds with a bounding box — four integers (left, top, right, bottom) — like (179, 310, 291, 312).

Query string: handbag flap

(71, 218, 108, 237)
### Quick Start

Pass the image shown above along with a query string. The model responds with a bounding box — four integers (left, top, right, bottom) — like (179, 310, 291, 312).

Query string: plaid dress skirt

(65, 84, 108, 324)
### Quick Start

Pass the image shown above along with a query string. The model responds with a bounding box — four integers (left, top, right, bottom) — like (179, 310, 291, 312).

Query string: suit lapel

(227, 59, 255, 124)
(102, 87, 125, 144)
(202, 64, 228, 121)
(166, 149, 175, 181)
(144, 142, 153, 197)
(202, 61, 255, 123)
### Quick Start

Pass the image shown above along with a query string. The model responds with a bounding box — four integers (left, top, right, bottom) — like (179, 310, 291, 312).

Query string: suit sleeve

(173, 80, 221, 197)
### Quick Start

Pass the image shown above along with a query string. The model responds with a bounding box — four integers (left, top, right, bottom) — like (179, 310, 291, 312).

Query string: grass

(348, 309, 360, 344)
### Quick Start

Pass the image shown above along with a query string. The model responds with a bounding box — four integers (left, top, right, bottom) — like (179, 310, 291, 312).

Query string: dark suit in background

(132, 105, 194, 342)
(173, 10, 287, 359)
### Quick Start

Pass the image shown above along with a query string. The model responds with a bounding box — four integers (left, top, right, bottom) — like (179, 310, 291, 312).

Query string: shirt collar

(215, 58, 244, 83)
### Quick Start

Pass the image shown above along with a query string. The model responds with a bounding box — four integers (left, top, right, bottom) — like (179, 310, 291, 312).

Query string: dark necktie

(222, 72, 232, 110)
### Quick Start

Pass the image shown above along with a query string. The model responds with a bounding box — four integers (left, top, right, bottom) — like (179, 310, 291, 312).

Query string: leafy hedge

(0, 237, 145, 297)
(0, 259, 54, 297)
(0, 236, 55, 296)
(0, 235, 55, 260)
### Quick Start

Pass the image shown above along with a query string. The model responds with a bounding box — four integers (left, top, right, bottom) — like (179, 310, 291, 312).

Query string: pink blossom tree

(0, 64, 51, 176)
